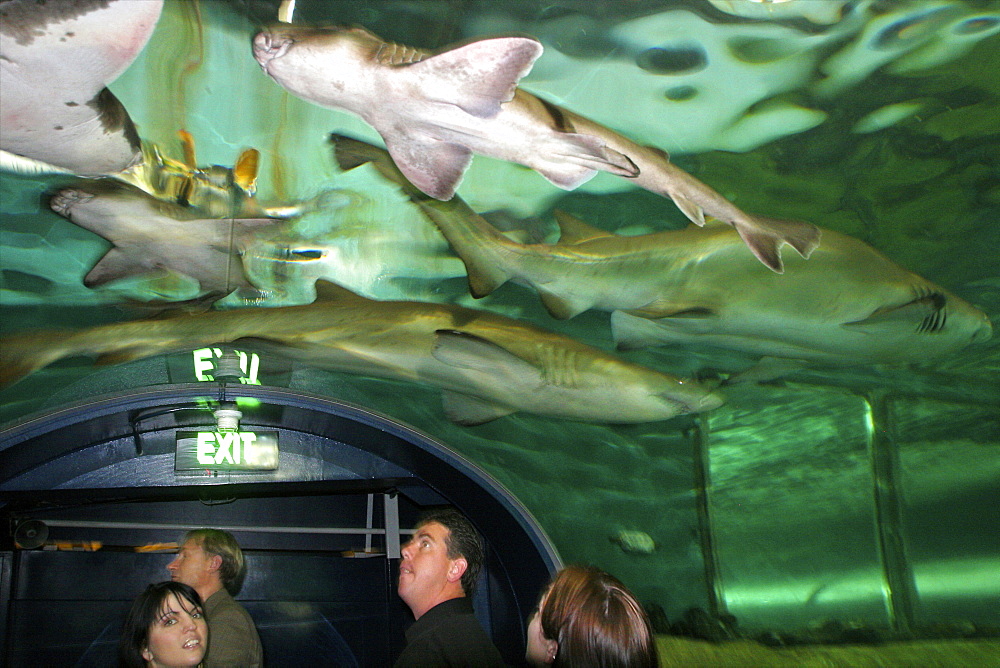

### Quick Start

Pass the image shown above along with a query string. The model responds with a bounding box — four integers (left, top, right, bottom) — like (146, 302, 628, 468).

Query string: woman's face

(142, 592, 207, 667)
(525, 588, 555, 666)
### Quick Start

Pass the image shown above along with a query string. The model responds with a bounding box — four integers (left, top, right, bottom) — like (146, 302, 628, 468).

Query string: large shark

(387, 179, 991, 367)
(253, 25, 820, 272)
(0, 0, 163, 175)
(0, 282, 724, 424)
(49, 178, 279, 300)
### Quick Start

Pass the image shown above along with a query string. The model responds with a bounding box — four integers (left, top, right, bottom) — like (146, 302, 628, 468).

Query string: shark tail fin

(414, 37, 543, 118)
(732, 215, 822, 274)
(0, 330, 75, 389)
(415, 199, 513, 298)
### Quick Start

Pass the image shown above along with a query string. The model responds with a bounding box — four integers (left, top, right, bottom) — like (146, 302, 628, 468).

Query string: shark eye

(291, 249, 323, 260)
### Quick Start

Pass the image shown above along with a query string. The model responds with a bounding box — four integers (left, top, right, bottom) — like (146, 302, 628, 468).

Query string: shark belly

(0, 0, 162, 174)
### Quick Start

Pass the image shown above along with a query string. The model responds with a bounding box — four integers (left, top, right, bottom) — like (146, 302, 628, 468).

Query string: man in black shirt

(394, 508, 504, 667)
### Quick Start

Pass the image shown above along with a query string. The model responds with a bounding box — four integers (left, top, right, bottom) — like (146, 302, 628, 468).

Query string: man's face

(397, 521, 461, 615)
(166, 538, 216, 590)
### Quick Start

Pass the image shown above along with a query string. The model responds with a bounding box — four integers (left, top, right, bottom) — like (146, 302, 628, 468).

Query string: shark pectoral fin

(553, 210, 616, 244)
(383, 135, 472, 200)
(611, 308, 715, 349)
(611, 311, 667, 350)
(84, 250, 154, 287)
(538, 290, 590, 320)
(441, 391, 516, 425)
(724, 357, 808, 385)
(431, 329, 538, 374)
(843, 294, 944, 331)
(415, 37, 542, 117)
(313, 279, 369, 303)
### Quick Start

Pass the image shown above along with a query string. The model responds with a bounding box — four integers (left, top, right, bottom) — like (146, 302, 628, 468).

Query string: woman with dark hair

(120, 581, 208, 668)
(526, 565, 659, 667)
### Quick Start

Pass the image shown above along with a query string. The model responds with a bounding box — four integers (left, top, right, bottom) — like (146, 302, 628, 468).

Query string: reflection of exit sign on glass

(166, 346, 293, 386)
(193, 348, 261, 384)
(175, 431, 279, 472)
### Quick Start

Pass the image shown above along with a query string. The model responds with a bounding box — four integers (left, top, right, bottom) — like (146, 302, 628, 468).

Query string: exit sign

(175, 430, 279, 472)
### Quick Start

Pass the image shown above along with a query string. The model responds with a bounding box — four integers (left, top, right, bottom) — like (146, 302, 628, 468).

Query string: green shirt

(203, 588, 263, 667)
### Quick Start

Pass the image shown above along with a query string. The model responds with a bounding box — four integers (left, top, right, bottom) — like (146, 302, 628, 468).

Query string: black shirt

(394, 597, 506, 668)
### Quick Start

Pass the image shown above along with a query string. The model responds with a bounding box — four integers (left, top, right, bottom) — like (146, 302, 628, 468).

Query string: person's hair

(417, 508, 485, 596)
(539, 565, 659, 668)
(184, 528, 246, 594)
(119, 581, 204, 668)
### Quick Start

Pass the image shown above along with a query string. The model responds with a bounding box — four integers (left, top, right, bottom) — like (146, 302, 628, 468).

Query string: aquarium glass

(2, 0, 998, 641)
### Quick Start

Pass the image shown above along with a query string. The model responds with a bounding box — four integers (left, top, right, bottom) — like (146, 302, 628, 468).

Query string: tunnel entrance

(0, 385, 560, 666)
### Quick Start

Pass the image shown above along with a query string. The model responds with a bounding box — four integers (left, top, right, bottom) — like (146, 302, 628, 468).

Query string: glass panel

(895, 397, 1000, 628)
(707, 385, 886, 632)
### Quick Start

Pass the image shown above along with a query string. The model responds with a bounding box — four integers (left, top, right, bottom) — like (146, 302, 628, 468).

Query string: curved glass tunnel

(1, 0, 999, 663)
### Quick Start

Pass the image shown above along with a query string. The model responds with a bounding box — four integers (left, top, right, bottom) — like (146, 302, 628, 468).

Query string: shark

(367, 170, 991, 366)
(253, 24, 820, 272)
(0, 282, 725, 425)
(0, 0, 163, 175)
(49, 178, 280, 300)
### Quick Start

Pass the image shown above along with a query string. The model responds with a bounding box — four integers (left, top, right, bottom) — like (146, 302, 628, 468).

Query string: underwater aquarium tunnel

(0, 382, 562, 666)
(2, 0, 999, 664)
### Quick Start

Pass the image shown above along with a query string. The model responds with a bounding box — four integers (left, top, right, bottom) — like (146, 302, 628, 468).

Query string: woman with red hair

(526, 565, 659, 667)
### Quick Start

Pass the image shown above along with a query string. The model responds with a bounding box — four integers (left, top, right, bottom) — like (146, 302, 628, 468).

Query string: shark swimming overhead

(328, 136, 990, 366)
(0, 282, 724, 425)
(0, 0, 163, 175)
(254, 25, 818, 271)
(399, 189, 991, 367)
(49, 178, 280, 301)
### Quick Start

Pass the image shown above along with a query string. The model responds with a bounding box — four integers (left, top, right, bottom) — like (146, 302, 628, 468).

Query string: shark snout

(694, 388, 725, 412)
(252, 31, 292, 69)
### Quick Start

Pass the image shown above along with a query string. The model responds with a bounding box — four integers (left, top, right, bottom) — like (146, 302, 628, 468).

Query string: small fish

(0, 282, 724, 425)
(611, 530, 656, 555)
(49, 178, 279, 300)
(119, 134, 265, 219)
(255, 27, 819, 271)
(0, 0, 163, 175)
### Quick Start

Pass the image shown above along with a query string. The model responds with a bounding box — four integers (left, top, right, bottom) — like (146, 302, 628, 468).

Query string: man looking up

(394, 508, 504, 667)
(167, 528, 263, 667)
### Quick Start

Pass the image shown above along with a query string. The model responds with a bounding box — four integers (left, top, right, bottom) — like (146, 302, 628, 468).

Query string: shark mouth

(253, 32, 293, 68)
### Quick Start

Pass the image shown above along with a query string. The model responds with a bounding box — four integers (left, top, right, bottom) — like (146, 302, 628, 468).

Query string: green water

(1, 0, 998, 639)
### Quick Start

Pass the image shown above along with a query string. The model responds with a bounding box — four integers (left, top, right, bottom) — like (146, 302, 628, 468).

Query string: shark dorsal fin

(406, 36, 542, 118)
(314, 280, 367, 303)
(554, 210, 615, 244)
